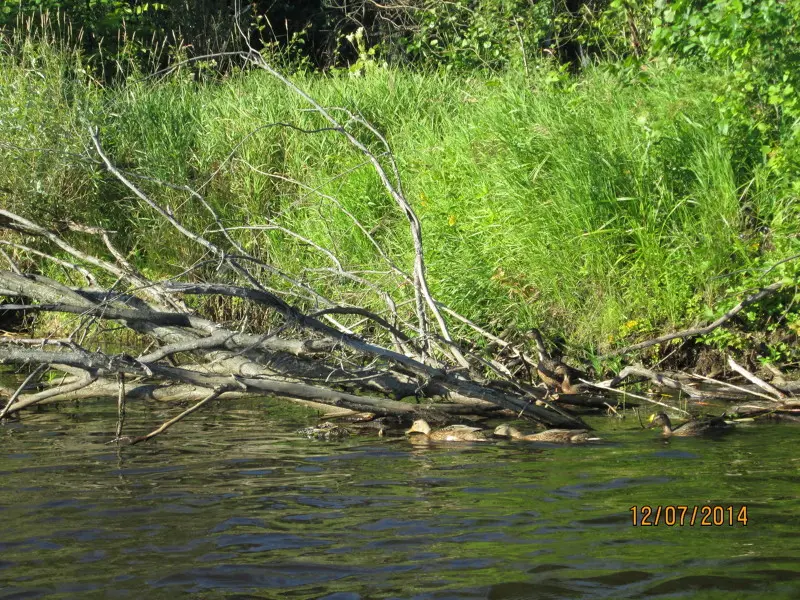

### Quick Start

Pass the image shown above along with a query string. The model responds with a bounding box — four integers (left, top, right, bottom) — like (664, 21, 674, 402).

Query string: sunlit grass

(1, 34, 797, 353)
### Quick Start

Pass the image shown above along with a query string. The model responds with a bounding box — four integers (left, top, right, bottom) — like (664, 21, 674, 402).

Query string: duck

(321, 412, 396, 437)
(528, 328, 587, 394)
(493, 423, 599, 443)
(405, 419, 488, 442)
(553, 364, 586, 395)
(647, 412, 733, 437)
(297, 421, 351, 440)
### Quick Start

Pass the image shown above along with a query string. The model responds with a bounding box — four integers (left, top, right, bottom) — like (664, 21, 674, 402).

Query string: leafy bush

(0, 1, 658, 72)
(651, 0, 800, 170)
(371, 0, 654, 71)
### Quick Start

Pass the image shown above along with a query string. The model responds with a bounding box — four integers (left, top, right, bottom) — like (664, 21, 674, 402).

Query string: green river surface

(1, 394, 798, 599)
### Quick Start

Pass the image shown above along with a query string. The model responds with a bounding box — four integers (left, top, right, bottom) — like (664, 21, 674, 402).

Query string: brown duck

(493, 423, 599, 443)
(406, 419, 488, 442)
(647, 412, 733, 437)
(528, 328, 587, 394)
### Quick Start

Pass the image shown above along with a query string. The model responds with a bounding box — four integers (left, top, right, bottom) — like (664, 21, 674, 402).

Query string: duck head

(406, 419, 432, 436)
(493, 424, 521, 438)
(647, 412, 673, 434)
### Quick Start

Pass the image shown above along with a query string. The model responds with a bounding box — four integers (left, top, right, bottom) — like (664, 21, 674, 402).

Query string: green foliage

(3, 5, 799, 362)
(5, 36, 798, 360)
(0, 0, 651, 74)
(391, 0, 654, 71)
(399, 0, 549, 70)
(642, 0, 800, 361)
(651, 0, 800, 165)
(1, 1, 169, 40)
(1, 1, 247, 79)
(0, 29, 106, 224)
(0, 0, 658, 74)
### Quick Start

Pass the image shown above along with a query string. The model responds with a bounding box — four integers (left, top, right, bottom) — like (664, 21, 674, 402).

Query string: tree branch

(602, 281, 787, 358)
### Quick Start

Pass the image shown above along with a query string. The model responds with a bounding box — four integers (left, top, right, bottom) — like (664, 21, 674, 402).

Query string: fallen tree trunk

(0, 267, 586, 426)
(0, 272, 590, 426)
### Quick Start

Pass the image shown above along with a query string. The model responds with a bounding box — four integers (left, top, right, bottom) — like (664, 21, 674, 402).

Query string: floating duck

(493, 423, 599, 443)
(647, 412, 732, 437)
(405, 419, 488, 442)
(297, 421, 350, 440)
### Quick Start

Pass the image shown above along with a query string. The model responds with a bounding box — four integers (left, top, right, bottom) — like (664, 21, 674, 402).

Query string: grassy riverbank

(2, 37, 798, 361)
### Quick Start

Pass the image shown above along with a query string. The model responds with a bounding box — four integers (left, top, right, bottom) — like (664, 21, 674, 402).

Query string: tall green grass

(2, 36, 797, 354)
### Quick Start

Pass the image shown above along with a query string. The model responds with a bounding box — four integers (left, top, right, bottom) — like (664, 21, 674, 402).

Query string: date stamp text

(630, 505, 748, 526)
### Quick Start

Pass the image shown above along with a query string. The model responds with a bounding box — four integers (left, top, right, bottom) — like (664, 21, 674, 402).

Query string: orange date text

(630, 505, 748, 527)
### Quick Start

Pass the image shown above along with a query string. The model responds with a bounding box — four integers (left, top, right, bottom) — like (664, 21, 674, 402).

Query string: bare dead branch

(0, 363, 48, 419)
(255, 166, 412, 283)
(130, 389, 222, 445)
(577, 378, 691, 416)
(0, 247, 21, 275)
(690, 372, 780, 402)
(242, 51, 468, 367)
(0, 209, 168, 306)
(726, 356, 787, 401)
(602, 365, 703, 399)
(309, 306, 415, 344)
(116, 373, 127, 440)
(602, 281, 787, 358)
(1, 303, 195, 326)
(0, 240, 98, 286)
(159, 281, 443, 380)
(1, 371, 98, 416)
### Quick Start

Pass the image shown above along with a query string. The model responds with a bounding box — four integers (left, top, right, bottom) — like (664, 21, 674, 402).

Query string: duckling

(647, 412, 733, 437)
(405, 419, 488, 442)
(493, 423, 599, 443)
(528, 329, 587, 394)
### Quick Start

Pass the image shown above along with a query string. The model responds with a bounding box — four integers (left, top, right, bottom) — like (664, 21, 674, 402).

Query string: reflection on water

(1, 397, 798, 599)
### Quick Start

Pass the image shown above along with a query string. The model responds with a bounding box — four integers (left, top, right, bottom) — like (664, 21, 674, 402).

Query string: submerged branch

(129, 390, 222, 445)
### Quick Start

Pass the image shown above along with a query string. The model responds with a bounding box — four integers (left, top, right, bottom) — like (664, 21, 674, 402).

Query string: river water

(1, 395, 798, 599)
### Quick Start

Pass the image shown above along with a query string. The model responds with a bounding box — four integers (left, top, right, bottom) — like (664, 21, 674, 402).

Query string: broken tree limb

(726, 356, 787, 401)
(577, 378, 691, 416)
(0, 342, 558, 422)
(0, 261, 586, 428)
(0, 273, 441, 408)
(0, 379, 251, 405)
(0, 363, 47, 419)
(602, 281, 787, 358)
(603, 365, 704, 399)
(0, 209, 176, 308)
(762, 364, 800, 394)
(237, 50, 468, 367)
(129, 390, 222, 445)
(159, 281, 446, 380)
(1, 303, 195, 326)
(689, 372, 780, 403)
(1, 371, 99, 416)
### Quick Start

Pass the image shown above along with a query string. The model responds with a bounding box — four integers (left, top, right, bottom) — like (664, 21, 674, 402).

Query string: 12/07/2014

(630, 505, 748, 526)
